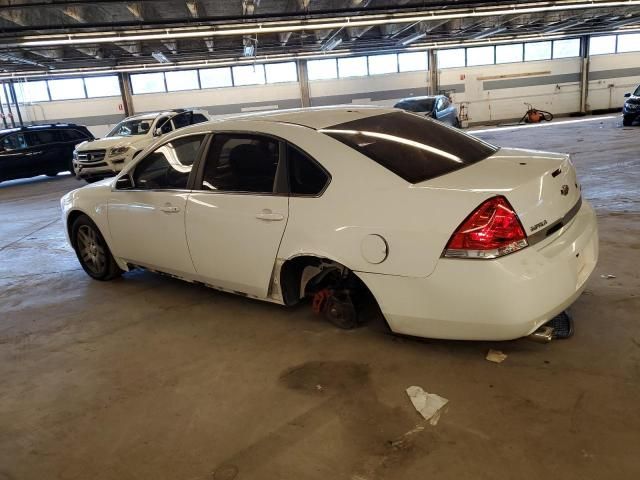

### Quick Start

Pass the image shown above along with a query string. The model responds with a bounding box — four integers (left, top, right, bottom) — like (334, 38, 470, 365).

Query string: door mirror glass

(624, 92, 631, 98)
(115, 175, 134, 190)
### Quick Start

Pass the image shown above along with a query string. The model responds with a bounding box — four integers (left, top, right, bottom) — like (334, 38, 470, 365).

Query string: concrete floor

(1, 115, 639, 480)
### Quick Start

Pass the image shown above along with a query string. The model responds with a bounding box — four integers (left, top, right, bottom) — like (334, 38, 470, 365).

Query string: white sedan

(60, 107, 598, 341)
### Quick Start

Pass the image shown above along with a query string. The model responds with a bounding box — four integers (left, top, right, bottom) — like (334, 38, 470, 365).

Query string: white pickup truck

(73, 108, 209, 182)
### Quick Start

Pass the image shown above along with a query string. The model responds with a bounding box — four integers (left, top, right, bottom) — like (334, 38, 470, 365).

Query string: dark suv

(623, 85, 640, 126)
(0, 123, 94, 183)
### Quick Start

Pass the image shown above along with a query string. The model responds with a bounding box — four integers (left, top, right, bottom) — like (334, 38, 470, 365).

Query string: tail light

(443, 196, 528, 259)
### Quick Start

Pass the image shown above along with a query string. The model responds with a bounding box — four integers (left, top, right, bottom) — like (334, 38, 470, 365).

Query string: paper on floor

(486, 349, 508, 363)
(406, 386, 448, 425)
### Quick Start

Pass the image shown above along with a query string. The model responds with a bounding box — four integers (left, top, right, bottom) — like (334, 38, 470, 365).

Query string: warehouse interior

(1, 1, 639, 479)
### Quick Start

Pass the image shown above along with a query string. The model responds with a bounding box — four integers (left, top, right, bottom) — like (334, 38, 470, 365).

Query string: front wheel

(623, 116, 634, 127)
(71, 215, 122, 281)
(453, 117, 461, 128)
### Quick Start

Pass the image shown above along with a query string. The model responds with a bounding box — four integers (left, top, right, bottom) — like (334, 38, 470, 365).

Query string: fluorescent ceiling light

(399, 32, 426, 46)
(473, 26, 508, 39)
(7, 0, 640, 47)
(322, 37, 343, 51)
(151, 51, 170, 63)
(2, 25, 640, 80)
(543, 19, 585, 33)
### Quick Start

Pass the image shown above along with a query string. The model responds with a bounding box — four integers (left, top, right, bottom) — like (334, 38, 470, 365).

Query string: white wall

(132, 82, 302, 118)
(587, 51, 640, 110)
(309, 70, 431, 107)
(9, 96, 123, 137)
(439, 58, 583, 124)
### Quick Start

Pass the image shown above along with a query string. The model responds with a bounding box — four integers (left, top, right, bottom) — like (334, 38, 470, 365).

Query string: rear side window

(63, 129, 89, 141)
(28, 130, 59, 145)
(192, 114, 208, 124)
(287, 145, 329, 196)
(321, 112, 497, 184)
(201, 134, 280, 194)
(395, 99, 435, 112)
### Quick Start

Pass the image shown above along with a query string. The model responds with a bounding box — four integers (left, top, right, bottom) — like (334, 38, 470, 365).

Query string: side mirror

(624, 92, 631, 98)
(115, 175, 134, 190)
(153, 128, 163, 137)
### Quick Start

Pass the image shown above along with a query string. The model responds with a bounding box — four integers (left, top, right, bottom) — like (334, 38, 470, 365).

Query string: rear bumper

(357, 200, 599, 341)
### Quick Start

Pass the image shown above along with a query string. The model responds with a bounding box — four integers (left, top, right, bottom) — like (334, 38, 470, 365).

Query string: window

(287, 145, 329, 195)
(1, 133, 28, 151)
(265, 62, 298, 83)
(156, 116, 173, 135)
(307, 59, 338, 80)
(589, 35, 616, 55)
(0, 87, 7, 105)
(524, 41, 552, 61)
(131, 72, 166, 94)
(338, 56, 368, 77)
(84, 76, 120, 98)
(132, 135, 205, 190)
(48, 78, 85, 100)
(437, 49, 465, 69)
(368, 54, 398, 75)
(466, 46, 495, 66)
(553, 39, 580, 58)
(398, 52, 428, 72)
(199, 67, 233, 88)
(496, 43, 523, 64)
(171, 111, 208, 130)
(436, 97, 450, 112)
(61, 129, 89, 141)
(201, 134, 280, 193)
(28, 130, 58, 145)
(107, 119, 153, 137)
(617, 33, 640, 53)
(14, 81, 49, 103)
(232, 64, 266, 86)
(165, 70, 199, 91)
(321, 112, 497, 184)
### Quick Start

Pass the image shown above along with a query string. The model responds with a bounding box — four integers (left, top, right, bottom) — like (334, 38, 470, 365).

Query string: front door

(186, 133, 289, 298)
(108, 134, 207, 276)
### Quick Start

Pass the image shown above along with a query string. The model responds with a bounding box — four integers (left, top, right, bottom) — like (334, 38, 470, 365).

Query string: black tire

(623, 116, 633, 127)
(454, 117, 461, 128)
(71, 215, 122, 281)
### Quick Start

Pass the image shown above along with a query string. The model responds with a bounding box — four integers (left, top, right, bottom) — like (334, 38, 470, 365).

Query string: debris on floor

(406, 386, 448, 425)
(486, 349, 508, 363)
(600, 274, 616, 279)
(388, 425, 425, 449)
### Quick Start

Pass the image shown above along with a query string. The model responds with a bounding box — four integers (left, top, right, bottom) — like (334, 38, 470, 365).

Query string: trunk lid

(421, 147, 582, 241)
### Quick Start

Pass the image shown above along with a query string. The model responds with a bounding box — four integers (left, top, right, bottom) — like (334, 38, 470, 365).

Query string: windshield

(634, 85, 640, 96)
(321, 111, 498, 184)
(107, 119, 153, 137)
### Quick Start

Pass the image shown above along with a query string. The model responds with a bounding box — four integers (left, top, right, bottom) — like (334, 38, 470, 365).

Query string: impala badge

(560, 185, 569, 196)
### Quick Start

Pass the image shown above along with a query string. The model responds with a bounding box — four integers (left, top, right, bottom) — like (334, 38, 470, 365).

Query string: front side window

(132, 135, 205, 190)
(287, 145, 329, 196)
(107, 119, 152, 137)
(156, 117, 173, 135)
(321, 111, 497, 184)
(201, 134, 280, 193)
(1, 133, 28, 151)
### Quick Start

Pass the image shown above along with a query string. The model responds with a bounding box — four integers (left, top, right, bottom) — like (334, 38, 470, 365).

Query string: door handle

(160, 205, 181, 214)
(256, 210, 284, 222)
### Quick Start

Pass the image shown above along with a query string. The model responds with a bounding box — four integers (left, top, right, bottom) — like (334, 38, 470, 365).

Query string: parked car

(0, 123, 93, 183)
(61, 107, 598, 341)
(622, 85, 640, 126)
(394, 95, 460, 127)
(73, 108, 210, 182)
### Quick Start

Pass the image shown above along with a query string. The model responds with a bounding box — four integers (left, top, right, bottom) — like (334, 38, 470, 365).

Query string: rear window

(395, 99, 435, 112)
(321, 111, 497, 183)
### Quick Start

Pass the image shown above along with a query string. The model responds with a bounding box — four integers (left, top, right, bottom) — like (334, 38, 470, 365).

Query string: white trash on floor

(406, 386, 449, 425)
(486, 349, 508, 363)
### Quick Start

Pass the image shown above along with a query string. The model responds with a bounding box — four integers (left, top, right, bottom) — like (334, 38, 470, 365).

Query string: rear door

(25, 129, 61, 174)
(185, 133, 289, 298)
